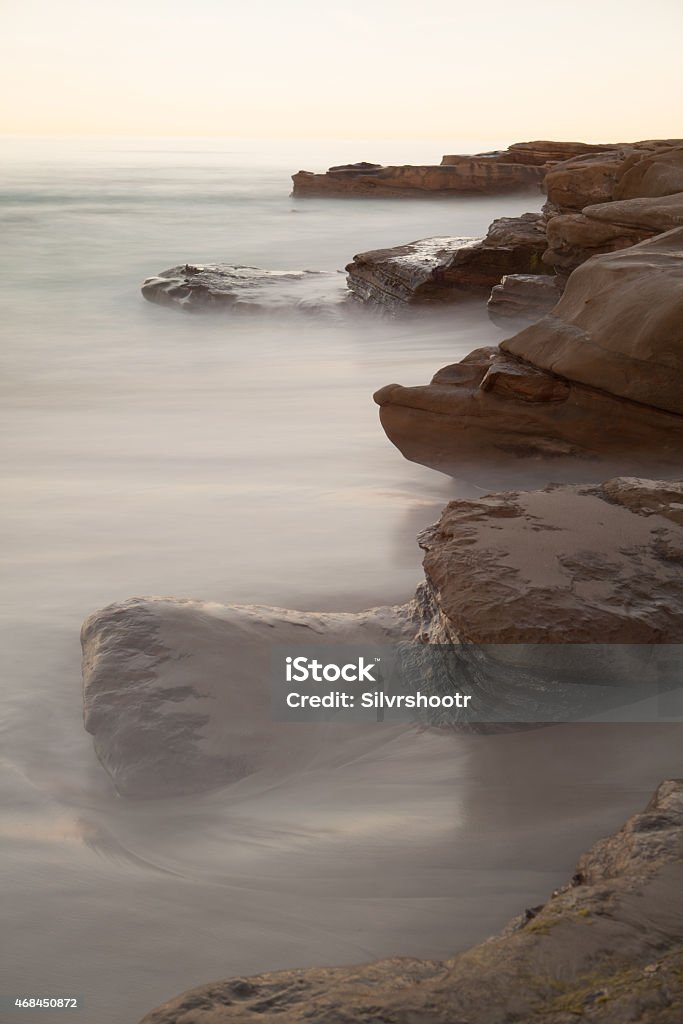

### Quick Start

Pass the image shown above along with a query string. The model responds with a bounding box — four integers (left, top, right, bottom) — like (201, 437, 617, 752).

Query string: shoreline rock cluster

(140, 778, 683, 1023)
(107, 137, 683, 1020)
(344, 139, 683, 312)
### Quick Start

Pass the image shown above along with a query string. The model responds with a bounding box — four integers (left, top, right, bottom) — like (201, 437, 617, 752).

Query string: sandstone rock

(138, 780, 683, 1023)
(542, 212, 652, 277)
(292, 159, 544, 197)
(81, 598, 411, 798)
(487, 273, 562, 325)
(582, 191, 683, 233)
(141, 264, 343, 313)
(614, 144, 683, 200)
(543, 148, 632, 212)
(373, 346, 683, 480)
(418, 480, 683, 644)
(346, 213, 547, 310)
(503, 227, 683, 416)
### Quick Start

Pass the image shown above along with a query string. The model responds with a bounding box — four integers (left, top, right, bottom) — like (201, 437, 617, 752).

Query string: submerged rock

(81, 598, 412, 799)
(139, 779, 683, 1023)
(141, 263, 343, 313)
(346, 213, 548, 311)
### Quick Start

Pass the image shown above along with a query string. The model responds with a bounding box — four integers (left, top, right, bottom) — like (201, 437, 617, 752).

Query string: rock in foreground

(139, 779, 683, 1023)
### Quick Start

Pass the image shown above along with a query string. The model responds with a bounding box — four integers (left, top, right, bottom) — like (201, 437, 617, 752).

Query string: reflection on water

(2, 137, 682, 1024)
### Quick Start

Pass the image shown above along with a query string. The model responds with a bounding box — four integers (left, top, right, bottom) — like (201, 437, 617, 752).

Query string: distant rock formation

(141, 264, 344, 313)
(139, 778, 683, 1023)
(291, 140, 609, 197)
(374, 228, 683, 476)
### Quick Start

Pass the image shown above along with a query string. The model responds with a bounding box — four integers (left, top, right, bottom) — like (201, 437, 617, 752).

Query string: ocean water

(2, 137, 682, 1024)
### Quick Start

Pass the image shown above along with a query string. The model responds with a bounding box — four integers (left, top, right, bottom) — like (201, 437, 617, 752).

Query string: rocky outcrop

(81, 599, 412, 799)
(139, 779, 683, 1023)
(542, 191, 683, 277)
(543, 140, 683, 215)
(418, 480, 683, 644)
(141, 264, 344, 313)
(375, 227, 683, 476)
(291, 141, 614, 197)
(487, 273, 562, 325)
(346, 213, 548, 310)
(503, 228, 683, 416)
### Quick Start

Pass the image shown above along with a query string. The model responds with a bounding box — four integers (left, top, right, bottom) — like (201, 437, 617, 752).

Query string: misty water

(2, 137, 682, 1023)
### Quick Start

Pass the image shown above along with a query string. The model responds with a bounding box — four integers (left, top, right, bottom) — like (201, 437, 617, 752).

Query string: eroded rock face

(138, 780, 683, 1023)
(141, 264, 344, 313)
(503, 228, 683, 416)
(418, 480, 683, 644)
(81, 599, 412, 798)
(542, 212, 652, 278)
(614, 144, 683, 200)
(346, 214, 548, 310)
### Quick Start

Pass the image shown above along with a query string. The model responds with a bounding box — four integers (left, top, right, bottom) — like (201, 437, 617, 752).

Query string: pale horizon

(2, 0, 682, 142)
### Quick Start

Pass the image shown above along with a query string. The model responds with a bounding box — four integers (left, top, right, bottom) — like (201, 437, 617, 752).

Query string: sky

(1, 0, 682, 141)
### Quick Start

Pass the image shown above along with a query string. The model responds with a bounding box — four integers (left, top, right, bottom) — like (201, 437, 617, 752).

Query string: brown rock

(582, 191, 683, 233)
(614, 145, 683, 200)
(487, 273, 562, 325)
(419, 481, 683, 644)
(542, 212, 653, 277)
(543, 148, 632, 212)
(346, 213, 547, 310)
(503, 227, 683, 416)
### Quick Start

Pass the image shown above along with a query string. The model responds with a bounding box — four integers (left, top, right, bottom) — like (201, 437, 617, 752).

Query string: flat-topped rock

(542, 211, 653, 277)
(292, 160, 545, 197)
(139, 779, 683, 1023)
(141, 263, 344, 313)
(582, 191, 683, 232)
(346, 213, 547, 311)
(419, 480, 683, 644)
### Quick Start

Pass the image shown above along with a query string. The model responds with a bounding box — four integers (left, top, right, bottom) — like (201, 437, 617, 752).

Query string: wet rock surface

(139, 780, 683, 1023)
(346, 213, 547, 310)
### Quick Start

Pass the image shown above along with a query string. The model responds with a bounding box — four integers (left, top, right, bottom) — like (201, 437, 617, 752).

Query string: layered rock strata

(375, 229, 683, 476)
(345, 213, 548, 311)
(291, 141, 612, 197)
(140, 778, 683, 1023)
